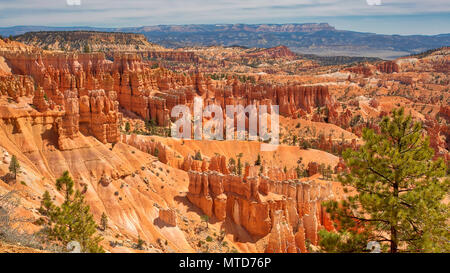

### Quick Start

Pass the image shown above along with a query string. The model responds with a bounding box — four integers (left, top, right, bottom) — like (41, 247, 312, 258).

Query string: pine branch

(367, 166, 394, 185)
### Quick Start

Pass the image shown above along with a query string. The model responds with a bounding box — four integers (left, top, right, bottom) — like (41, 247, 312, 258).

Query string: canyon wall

(0, 50, 333, 143)
(186, 162, 337, 253)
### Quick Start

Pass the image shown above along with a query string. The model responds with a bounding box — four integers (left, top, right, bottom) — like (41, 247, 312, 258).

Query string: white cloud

(367, 0, 382, 5)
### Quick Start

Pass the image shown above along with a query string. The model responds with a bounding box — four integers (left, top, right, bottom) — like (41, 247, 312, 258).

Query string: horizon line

(1, 23, 449, 37)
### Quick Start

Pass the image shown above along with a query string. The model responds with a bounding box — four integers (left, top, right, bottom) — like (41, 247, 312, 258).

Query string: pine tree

(321, 108, 449, 253)
(83, 44, 91, 53)
(255, 154, 261, 166)
(237, 157, 242, 176)
(38, 172, 104, 253)
(56, 171, 74, 201)
(100, 212, 108, 231)
(326, 165, 333, 180)
(8, 155, 20, 182)
(228, 158, 236, 174)
(296, 166, 302, 178)
(319, 163, 326, 178)
(145, 118, 157, 135)
(194, 151, 202, 161)
(236, 153, 243, 176)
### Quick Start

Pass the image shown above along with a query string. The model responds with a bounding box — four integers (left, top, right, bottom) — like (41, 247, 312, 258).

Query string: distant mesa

(15, 31, 165, 53)
(2, 23, 449, 59)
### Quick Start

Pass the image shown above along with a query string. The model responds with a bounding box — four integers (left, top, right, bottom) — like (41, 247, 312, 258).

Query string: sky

(0, 0, 449, 35)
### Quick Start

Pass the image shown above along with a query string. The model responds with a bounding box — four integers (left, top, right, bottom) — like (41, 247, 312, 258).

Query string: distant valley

(1, 23, 449, 59)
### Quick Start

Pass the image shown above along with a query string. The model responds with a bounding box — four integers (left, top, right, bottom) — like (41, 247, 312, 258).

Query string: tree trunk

(391, 182, 399, 253)
(390, 225, 398, 253)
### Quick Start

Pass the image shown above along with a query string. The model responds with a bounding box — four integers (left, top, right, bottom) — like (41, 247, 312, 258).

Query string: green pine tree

(237, 157, 242, 176)
(228, 158, 236, 174)
(56, 171, 74, 201)
(38, 172, 105, 253)
(83, 44, 91, 53)
(255, 154, 261, 166)
(296, 166, 302, 178)
(321, 108, 449, 253)
(194, 150, 202, 161)
(9, 155, 20, 182)
(326, 165, 333, 180)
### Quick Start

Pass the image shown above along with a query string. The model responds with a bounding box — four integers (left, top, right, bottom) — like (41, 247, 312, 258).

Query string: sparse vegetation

(200, 215, 210, 230)
(136, 236, 146, 250)
(37, 171, 104, 253)
(0, 191, 58, 251)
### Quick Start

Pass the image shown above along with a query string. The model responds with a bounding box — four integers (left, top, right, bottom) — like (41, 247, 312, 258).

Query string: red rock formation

(32, 86, 50, 112)
(328, 106, 352, 129)
(187, 168, 338, 252)
(209, 155, 230, 174)
(57, 89, 80, 148)
(1, 49, 334, 140)
(79, 89, 120, 144)
(334, 158, 348, 173)
(99, 173, 112, 187)
(244, 46, 297, 60)
(424, 115, 445, 154)
(0, 75, 34, 101)
(377, 61, 399, 74)
(265, 210, 297, 253)
(369, 98, 380, 108)
(346, 65, 373, 77)
(307, 162, 319, 176)
(142, 51, 201, 63)
(121, 135, 174, 165)
(159, 208, 177, 227)
(439, 106, 450, 123)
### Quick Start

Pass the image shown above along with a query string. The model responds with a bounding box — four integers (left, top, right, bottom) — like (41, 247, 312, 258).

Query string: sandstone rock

(99, 173, 112, 187)
(186, 169, 338, 249)
(32, 86, 50, 112)
(208, 155, 230, 174)
(307, 162, 319, 176)
(265, 210, 297, 253)
(377, 61, 399, 74)
(159, 208, 177, 227)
